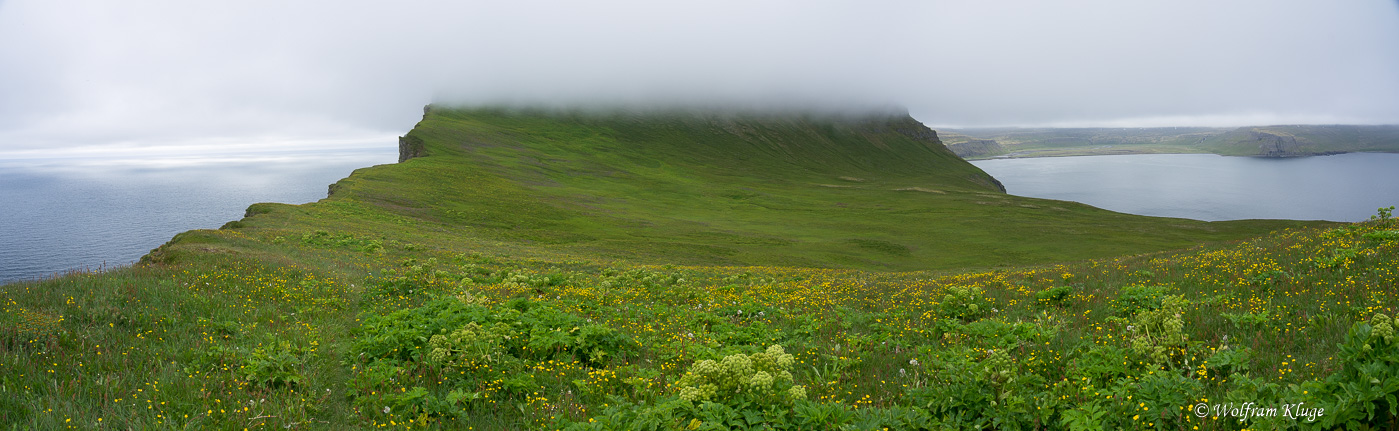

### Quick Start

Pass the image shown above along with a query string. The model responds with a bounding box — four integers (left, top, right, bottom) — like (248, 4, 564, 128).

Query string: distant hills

(940, 124, 1399, 159)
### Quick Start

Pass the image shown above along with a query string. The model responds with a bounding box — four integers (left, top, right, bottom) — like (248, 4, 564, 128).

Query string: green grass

(252, 108, 1315, 271)
(5, 107, 1397, 429)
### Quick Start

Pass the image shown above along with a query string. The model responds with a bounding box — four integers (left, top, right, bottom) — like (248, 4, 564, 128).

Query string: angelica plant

(676, 345, 806, 406)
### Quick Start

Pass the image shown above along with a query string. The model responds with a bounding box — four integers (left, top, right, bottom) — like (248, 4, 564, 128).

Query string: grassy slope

(254, 108, 1311, 272)
(9, 107, 1397, 430)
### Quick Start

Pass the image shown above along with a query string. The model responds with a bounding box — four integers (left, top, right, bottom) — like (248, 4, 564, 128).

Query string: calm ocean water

(0, 150, 396, 284)
(972, 152, 1399, 222)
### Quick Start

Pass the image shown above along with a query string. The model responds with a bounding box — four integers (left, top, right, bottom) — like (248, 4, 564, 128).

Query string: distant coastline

(939, 124, 1399, 160)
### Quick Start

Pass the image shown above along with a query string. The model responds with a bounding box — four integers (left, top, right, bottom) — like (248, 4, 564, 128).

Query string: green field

(4, 107, 1398, 430)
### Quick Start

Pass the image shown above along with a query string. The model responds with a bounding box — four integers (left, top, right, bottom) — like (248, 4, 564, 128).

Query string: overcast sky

(1, 0, 1397, 159)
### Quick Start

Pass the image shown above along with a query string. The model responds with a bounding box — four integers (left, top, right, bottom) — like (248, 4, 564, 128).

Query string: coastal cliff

(1252, 130, 1303, 157)
(946, 139, 1008, 159)
(398, 134, 426, 162)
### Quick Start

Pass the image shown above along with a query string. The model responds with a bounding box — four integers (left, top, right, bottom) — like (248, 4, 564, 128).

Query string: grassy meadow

(3, 107, 1397, 430)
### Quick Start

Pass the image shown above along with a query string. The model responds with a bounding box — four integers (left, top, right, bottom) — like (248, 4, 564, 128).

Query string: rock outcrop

(1252, 131, 1301, 157)
(946, 139, 1007, 159)
(398, 134, 426, 162)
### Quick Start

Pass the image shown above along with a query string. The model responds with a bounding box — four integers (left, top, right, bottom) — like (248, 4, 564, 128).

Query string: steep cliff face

(1252, 131, 1302, 157)
(398, 134, 426, 162)
(882, 120, 1006, 192)
(946, 139, 1007, 159)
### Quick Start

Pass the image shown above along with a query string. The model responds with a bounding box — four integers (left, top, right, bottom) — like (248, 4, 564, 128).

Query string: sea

(0, 149, 397, 284)
(970, 152, 1399, 222)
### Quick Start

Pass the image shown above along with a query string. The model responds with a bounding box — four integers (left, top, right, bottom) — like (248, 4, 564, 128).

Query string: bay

(0, 150, 396, 284)
(971, 152, 1399, 222)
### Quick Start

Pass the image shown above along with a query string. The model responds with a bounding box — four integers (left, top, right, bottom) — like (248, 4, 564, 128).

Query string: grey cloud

(1, 0, 1396, 155)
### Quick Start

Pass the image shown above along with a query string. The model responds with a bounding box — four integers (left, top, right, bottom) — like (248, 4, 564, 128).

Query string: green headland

(3, 107, 1398, 429)
(225, 107, 1312, 271)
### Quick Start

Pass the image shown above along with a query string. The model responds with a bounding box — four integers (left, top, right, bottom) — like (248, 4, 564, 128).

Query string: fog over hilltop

(1, 0, 1396, 159)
